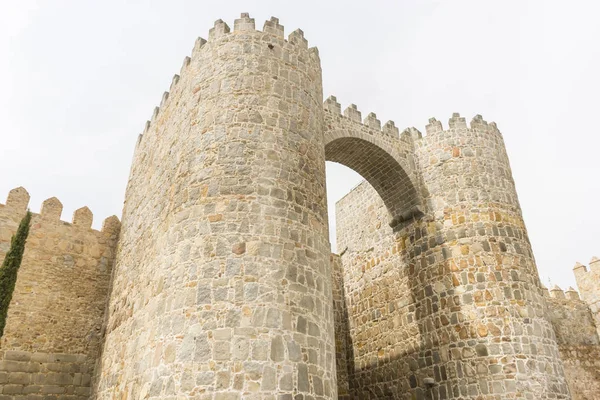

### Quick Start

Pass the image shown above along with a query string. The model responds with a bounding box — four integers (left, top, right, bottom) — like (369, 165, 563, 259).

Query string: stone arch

(324, 114, 423, 228)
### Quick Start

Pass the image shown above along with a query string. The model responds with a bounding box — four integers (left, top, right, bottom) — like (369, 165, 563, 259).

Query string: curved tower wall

(334, 112, 571, 399)
(414, 114, 570, 398)
(95, 15, 336, 399)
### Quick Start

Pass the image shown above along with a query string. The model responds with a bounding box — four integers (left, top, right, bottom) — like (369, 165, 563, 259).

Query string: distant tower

(574, 257, 600, 337)
(95, 15, 335, 399)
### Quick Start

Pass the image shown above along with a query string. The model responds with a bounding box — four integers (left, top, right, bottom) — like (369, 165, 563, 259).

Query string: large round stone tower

(410, 115, 571, 398)
(95, 15, 336, 399)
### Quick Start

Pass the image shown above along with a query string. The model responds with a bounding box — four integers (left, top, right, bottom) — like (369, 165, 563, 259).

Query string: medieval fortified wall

(0, 13, 599, 400)
(336, 180, 600, 399)
(0, 189, 120, 399)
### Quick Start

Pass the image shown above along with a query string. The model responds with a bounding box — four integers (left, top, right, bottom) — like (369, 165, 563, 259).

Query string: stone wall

(545, 286, 600, 399)
(334, 177, 600, 399)
(331, 254, 351, 399)
(335, 180, 425, 398)
(574, 258, 600, 338)
(0, 187, 120, 399)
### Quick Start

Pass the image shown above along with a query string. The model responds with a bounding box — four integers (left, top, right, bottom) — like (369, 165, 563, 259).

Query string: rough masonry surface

(0, 13, 599, 400)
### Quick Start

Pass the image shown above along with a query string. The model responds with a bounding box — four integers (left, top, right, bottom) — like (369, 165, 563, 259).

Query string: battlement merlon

(545, 284, 581, 301)
(324, 96, 411, 143)
(5, 186, 30, 214)
(573, 258, 600, 278)
(0, 187, 120, 234)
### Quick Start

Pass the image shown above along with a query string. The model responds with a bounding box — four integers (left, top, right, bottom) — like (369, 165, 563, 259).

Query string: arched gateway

(3, 12, 598, 400)
(86, 13, 569, 399)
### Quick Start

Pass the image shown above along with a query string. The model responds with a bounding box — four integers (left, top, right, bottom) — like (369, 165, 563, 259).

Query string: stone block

(2, 384, 23, 394)
(4, 351, 31, 362)
(41, 385, 66, 394)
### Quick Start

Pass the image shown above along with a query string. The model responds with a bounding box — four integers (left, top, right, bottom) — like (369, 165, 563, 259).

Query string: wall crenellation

(2, 13, 600, 400)
(324, 95, 501, 149)
(543, 284, 582, 301)
(136, 15, 320, 151)
(0, 187, 118, 233)
(0, 187, 120, 399)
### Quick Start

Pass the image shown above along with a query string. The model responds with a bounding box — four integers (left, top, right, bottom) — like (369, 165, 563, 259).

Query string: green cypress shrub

(0, 211, 32, 338)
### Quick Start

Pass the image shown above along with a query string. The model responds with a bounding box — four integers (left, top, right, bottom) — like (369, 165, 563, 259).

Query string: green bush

(0, 211, 32, 338)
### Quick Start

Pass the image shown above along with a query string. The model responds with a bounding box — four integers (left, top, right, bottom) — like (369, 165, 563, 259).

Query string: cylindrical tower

(411, 113, 570, 398)
(94, 14, 336, 399)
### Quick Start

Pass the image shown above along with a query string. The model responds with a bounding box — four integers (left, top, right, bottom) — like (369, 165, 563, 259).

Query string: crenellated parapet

(572, 257, 600, 339)
(323, 95, 419, 147)
(324, 94, 502, 147)
(542, 284, 582, 301)
(573, 257, 600, 301)
(0, 186, 120, 234)
(424, 113, 501, 137)
(542, 280, 600, 359)
(135, 13, 322, 152)
(0, 187, 122, 398)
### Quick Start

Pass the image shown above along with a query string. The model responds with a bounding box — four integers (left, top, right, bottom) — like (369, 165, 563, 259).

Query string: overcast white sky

(1, 1, 598, 290)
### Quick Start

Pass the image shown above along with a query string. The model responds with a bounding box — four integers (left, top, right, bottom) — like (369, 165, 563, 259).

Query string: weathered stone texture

(333, 113, 572, 398)
(4, 13, 600, 400)
(574, 259, 600, 339)
(545, 287, 600, 399)
(0, 189, 120, 399)
(94, 15, 336, 400)
(331, 254, 351, 399)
